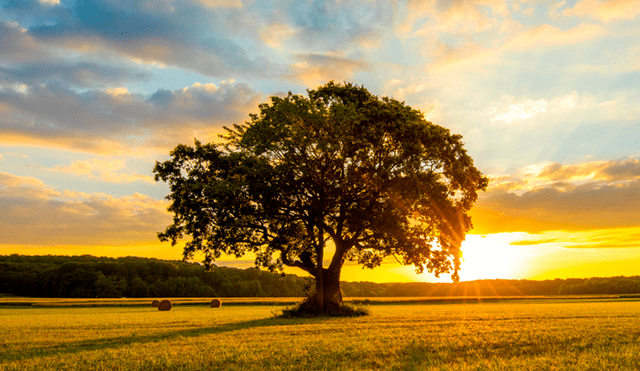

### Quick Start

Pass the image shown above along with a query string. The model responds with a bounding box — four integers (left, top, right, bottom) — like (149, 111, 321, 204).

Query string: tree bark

(303, 267, 342, 313)
(316, 244, 324, 313)
(321, 267, 343, 310)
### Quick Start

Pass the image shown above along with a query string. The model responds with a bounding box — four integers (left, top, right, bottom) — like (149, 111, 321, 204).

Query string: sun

(458, 233, 531, 281)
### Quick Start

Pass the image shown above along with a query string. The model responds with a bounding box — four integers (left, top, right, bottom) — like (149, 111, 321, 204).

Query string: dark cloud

(0, 0, 284, 80)
(534, 157, 640, 182)
(0, 81, 262, 154)
(0, 61, 150, 87)
(1, 0, 389, 87)
(283, 0, 394, 49)
(471, 157, 640, 234)
(1, 0, 72, 27)
(601, 158, 640, 179)
(145, 82, 262, 122)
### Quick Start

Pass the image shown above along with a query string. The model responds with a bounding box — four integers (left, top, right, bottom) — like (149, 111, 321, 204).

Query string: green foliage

(154, 81, 488, 288)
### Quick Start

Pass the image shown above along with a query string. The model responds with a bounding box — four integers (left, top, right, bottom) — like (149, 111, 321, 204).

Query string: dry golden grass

(1, 297, 639, 370)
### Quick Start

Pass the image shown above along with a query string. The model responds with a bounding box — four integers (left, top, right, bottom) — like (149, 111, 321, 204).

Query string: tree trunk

(321, 267, 343, 311)
(316, 247, 324, 313)
(315, 227, 325, 313)
(303, 267, 343, 314)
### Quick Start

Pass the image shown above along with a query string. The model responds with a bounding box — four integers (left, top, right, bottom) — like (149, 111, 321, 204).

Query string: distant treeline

(1, 255, 639, 298)
(0, 255, 306, 298)
(342, 276, 640, 297)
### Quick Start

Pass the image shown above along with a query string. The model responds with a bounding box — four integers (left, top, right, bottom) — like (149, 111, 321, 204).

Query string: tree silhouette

(153, 81, 488, 315)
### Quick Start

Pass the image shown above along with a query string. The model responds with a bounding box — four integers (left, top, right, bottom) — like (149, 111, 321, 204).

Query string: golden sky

(1, 0, 640, 282)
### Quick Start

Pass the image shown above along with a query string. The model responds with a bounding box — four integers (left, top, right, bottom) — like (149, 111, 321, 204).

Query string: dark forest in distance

(1, 254, 639, 298)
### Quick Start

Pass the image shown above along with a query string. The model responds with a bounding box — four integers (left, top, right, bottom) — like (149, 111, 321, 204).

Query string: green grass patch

(1, 299, 639, 370)
(277, 301, 370, 318)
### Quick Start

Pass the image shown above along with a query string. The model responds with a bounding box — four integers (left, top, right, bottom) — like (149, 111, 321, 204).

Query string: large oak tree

(154, 82, 488, 314)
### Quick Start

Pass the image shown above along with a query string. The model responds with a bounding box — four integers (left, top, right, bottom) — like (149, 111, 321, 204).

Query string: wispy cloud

(279, 0, 394, 50)
(511, 228, 640, 249)
(0, 60, 151, 88)
(291, 53, 372, 87)
(488, 92, 579, 124)
(403, 0, 509, 36)
(426, 42, 500, 73)
(561, 0, 640, 23)
(47, 158, 155, 184)
(259, 21, 297, 49)
(503, 23, 606, 51)
(195, 0, 243, 8)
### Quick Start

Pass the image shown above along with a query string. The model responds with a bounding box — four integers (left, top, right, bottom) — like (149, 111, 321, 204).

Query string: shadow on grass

(1, 316, 306, 363)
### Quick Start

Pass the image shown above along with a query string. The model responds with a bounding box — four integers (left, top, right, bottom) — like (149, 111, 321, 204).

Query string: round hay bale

(210, 299, 222, 308)
(158, 299, 172, 311)
(152, 300, 160, 307)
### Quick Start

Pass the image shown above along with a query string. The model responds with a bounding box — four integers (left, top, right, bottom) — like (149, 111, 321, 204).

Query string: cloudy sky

(1, 0, 639, 282)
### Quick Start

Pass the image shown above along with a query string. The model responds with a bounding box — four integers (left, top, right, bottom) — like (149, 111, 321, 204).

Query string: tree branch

(280, 249, 315, 276)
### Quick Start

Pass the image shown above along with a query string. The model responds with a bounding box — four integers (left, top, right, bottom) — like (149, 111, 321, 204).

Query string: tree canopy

(154, 81, 488, 314)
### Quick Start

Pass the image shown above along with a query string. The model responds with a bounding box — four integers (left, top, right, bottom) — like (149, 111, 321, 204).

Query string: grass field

(1, 298, 639, 370)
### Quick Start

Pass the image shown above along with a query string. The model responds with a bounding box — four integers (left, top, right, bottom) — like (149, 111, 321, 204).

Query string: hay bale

(210, 299, 222, 308)
(158, 299, 172, 311)
(152, 300, 160, 307)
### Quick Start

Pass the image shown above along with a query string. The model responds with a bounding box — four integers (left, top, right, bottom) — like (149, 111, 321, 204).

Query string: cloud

(282, 0, 394, 50)
(47, 158, 155, 184)
(259, 21, 296, 49)
(470, 157, 640, 235)
(0, 61, 151, 88)
(0, 80, 262, 154)
(2, 1, 282, 80)
(0, 171, 60, 199)
(0, 172, 171, 245)
(506, 228, 640, 250)
(503, 23, 606, 51)
(562, 0, 640, 23)
(291, 53, 372, 87)
(426, 42, 501, 73)
(195, 0, 243, 8)
(415, 20, 605, 77)
(404, 0, 509, 36)
(0, 21, 52, 63)
(488, 92, 579, 124)
(37, 0, 60, 6)
(491, 98, 547, 123)
(535, 158, 640, 183)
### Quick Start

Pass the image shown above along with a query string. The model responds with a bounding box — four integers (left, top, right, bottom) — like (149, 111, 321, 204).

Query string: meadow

(1, 298, 639, 370)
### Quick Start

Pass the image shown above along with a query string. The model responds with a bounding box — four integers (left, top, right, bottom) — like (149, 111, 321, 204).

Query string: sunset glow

(2, 0, 640, 283)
